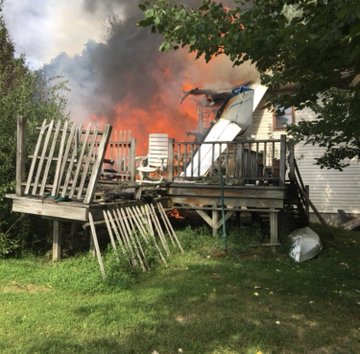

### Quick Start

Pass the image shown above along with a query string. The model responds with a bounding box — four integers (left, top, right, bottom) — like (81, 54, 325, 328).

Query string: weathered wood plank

(342, 217, 360, 231)
(119, 208, 147, 271)
(171, 196, 283, 209)
(167, 138, 174, 182)
(212, 209, 219, 237)
(103, 210, 118, 253)
(69, 123, 92, 198)
(216, 211, 234, 229)
(107, 210, 128, 255)
(84, 124, 112, 204)
(157, 203, 183, 252)
(25, 119, 47, 195)
(88, 212, 106, 279)
(11, 197, 88, 221)
(129, 138, 136, 182)
(32, 120, 54, 195)
(52, 121, 69, 197)
(113, 208, 139, 264)
(279, 135, 286, 186)
(57, 123, 76, 196)
(61, 126, 80, 197)
(77, 124, 99, 200)
(40, 121, 61, 196)
(195, 209, 213, 228)
(147, 204, 171, 257)
(270, 212, 278, 244)
(52, 220, 61, 262)
(16, 116, 26, 196)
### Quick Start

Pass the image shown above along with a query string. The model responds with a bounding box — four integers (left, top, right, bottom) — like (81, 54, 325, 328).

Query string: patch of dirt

(2, 281, 52, 293)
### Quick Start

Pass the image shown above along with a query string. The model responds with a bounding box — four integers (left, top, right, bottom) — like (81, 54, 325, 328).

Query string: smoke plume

(6, 0, 259, 150)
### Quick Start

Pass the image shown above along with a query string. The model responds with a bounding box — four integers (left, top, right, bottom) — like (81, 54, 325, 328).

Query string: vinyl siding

(250, 102, 360, 215)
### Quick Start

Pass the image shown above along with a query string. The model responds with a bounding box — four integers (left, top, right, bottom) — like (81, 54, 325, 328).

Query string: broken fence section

(89, 203, 183, 278)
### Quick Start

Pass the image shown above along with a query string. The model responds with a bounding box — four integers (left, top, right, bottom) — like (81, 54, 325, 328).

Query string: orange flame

(87, 53, 258, 155)
(168, 208, 185, 220)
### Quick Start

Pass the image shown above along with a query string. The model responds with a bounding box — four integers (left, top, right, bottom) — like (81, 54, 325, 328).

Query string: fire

(87, 52, 259, 156)
(168, 208, 185, 220)
(109, 93, 198, 155)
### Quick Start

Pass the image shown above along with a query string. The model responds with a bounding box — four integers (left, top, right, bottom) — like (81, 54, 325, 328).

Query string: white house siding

(249, 101, 360, 216)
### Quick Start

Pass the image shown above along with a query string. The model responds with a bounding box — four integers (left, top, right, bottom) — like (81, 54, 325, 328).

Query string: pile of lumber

(89, 203, 183, 277)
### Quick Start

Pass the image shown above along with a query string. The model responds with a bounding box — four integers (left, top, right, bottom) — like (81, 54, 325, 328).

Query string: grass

(0, 224, 359, 353)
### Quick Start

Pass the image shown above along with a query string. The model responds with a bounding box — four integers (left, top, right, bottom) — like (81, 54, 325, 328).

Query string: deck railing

(167, 135, 287, 186)
(101, 130, 136, 182)
(16, 117, 112, 203)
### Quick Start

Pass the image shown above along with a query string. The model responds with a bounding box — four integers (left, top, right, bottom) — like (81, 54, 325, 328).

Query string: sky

(3, 0, 123, 68)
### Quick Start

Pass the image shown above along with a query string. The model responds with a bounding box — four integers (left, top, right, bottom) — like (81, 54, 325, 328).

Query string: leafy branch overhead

(139, 0, 360, 170)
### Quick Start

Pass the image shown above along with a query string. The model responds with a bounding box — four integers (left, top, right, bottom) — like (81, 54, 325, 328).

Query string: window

(273, 106, 294, 131)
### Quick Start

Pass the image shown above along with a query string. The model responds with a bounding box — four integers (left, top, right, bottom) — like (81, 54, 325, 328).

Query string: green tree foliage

(139, 0, 360, 170)
(0, 6, 68, 256)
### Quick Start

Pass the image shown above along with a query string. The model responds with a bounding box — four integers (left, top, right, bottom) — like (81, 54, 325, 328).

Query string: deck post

(16, 116, 26, 196)
(236, 143, 245, 185)
(129, 138, 136, 182)
(167, 138, 174, 182)
(288, 143, 295, 181)
(52, 220, 61, 261)
(269, 211, 278, 244)
(212, 206, 219, 237)
(279, 135, 286, 186)
(305, 185, 310, 223)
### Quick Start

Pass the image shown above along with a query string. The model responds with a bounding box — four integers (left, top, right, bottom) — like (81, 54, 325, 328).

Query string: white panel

(185, 119, 241, 176)
(184, 85, 267, 177)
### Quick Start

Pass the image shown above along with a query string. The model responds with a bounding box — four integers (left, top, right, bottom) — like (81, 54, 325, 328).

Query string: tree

(0, 6, 68, 256)
(139, 0, 360, 170)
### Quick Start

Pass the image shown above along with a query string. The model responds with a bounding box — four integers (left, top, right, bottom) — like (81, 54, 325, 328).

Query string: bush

(0, 232, 20, 258)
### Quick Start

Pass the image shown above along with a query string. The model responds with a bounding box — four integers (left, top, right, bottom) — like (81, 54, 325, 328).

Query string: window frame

(273, 106, 295, 131)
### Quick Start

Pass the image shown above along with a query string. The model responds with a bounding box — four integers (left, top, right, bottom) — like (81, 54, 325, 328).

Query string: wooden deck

(7, 117, 310, 263)
(168, 183, 285, 208)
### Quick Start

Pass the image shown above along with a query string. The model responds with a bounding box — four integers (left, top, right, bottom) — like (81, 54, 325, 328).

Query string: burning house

(6, 80, 321, 276)
(5, 1, 334, 276)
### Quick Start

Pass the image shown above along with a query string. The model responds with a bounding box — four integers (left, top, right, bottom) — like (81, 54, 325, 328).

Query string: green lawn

(0, 225, 359, 353)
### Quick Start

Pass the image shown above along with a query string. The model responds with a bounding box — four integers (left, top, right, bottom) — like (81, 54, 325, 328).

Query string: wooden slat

(77, 124, 99, 200)
(61, 130, 79, 198)
(88, 212, 106, 279)
(343, 217, 360, 231)
(57, 123, 77, 196)
(11, 197, 88, 221)
(16, 116, 26, 196)
(25, 119, 47, 195)
(132, 206, 166, 263)
(84, 124, 112, 203)
(106, 210, 127, 254)
(113, 208, 138, 263)
(157, 203, 184, 252)
(52, 220, 61, 262)
(279, 135, 286, 186)
(40, 121, 61, 196)
(129, 138, 136, 182)
(52, 121, 69, 197)
(69, 123, 92, 198)
(119, 208, 147, 271)
(103, 210, 118, 252)
(32, 120, 54, 195)
(148, 204, 171, 257)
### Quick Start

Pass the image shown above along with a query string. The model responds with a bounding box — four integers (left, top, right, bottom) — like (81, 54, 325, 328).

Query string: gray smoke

(44, 0, 258, 124)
